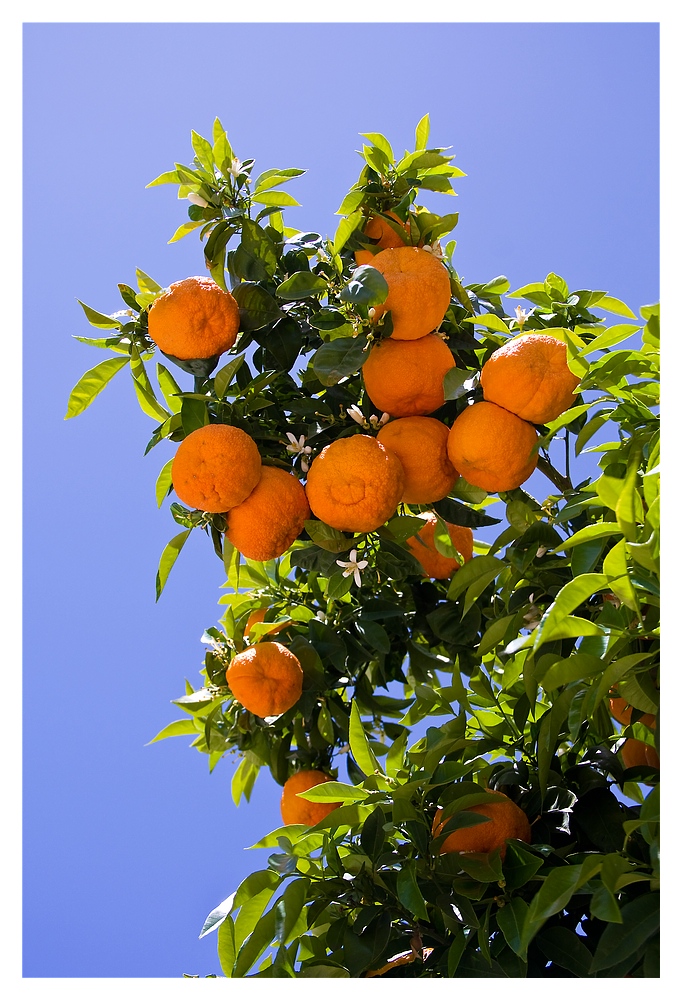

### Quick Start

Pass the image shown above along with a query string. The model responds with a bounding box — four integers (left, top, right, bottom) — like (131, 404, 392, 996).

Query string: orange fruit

(280, 770, 341, 826)
(377, 417, 459, 504)
(432, 788, 531, 859)
(305, 434, 405, 533)
(172, 423, 261, 513)
(620, 738, 660, 770)
(447, 401, 538, 493)
(480, 333, 581, 425)
(147, 275, 240, 360)
(225, 466, 310, 561)
(244, 608, 291, 638)
(226, 641, 303, 718)
(405, 512, 473, 579)
(609, 697, 656, 729)
(362, 334, 455, 418)
(368, 246, 451, 340)
(354, 212, 409, 266)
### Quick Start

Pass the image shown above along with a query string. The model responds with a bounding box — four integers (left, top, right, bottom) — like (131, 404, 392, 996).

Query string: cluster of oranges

(609, 695, 659, 774)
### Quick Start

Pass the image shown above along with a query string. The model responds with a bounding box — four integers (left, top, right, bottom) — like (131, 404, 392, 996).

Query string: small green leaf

(155, 528, 192, 601)
(65, 356, 130, 419)
(349, 701, 381, 777)
(146, 718, 196, 744)
(313, 335, 368, 386)
(276, 272, 328, 301)
(77, 300, 123, 330)
(340, 265, 389, 307)
(414, 113, 430, 150)
(593, 294, 637, 319)
(396, 865, 429, 920)
(252, 190, 301, 207)
(155, 458, 174, 508)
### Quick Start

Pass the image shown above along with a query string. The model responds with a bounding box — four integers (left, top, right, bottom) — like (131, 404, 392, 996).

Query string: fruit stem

(537, 455, 572, 493)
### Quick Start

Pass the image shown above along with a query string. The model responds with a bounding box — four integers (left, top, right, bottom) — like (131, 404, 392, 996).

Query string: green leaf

(540, 653, 605, 690)
(156, 364, 183, 413)
(296, 781, 366, 803)
(199, 891, 237, 939)
(349, 701, 381, 777)
(446, 555, 504, 603)
(463, 312, 509, 334)
(168, 220, 204, 244)
(522, 859, 601, 949)
(414, 113, 430, 150)
(443, 367, 476, 400)
(155, 458, 174, 508)
(590, 893, 659, 972)
(214, 355, 245, 398)
(146, 169, 180, 188)
(232, 283, 282, 331)
(603, 537, 639, 611)
(590, 885, 623, 923)
(532, 573, 609, 647)
(252, 190, 300, 207)
(536, 926, 594, 977)
(340, 265, 389, 307)
(313, 335, 368, 386)
(496, 897, 529, 958)
(579, 323, 641, 354)
(77, 299, 123, 330)
(234, 905, 278, 976)
(536, 689, 573, 796)
(155, 529, 192, 601)
(217, 917, 236, 977)
(191, 129, 214, 172)
(136, 268, 163, 295)
(552, 522, 622, 552)
(64, 356, 130, 419)
(276, 272, 328, 301)
(593, 294, 637, 319)
(333, 210, 363, 254)
(360, 132, 394, 162)
(396, 865, 429, 920)
(146, 718, 196, 744)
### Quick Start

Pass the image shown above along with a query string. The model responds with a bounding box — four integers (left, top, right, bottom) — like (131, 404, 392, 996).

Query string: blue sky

(21, 20, 659, 979)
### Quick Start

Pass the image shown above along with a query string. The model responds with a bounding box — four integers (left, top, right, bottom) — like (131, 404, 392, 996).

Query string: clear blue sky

(23, 21, 659, 977)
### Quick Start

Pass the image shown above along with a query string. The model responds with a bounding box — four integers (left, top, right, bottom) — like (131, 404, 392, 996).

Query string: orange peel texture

(305, 434, 405, 533)
(226, 641, 303, 718)
(362, 334, 455, 418)
(377, 416, 459, 504)
(432, 789, 531, 859)
(171, 423, 261, 513)
(620, 738, 660, 770)
(280, 770, 341, 827)
(447, 401, 538, 493)
(405, 512, 473, 580)
(147, 275, 240, 360)
(369, 246, 452, 341)
(226, 466, 310, 561)
(480, 333, 581, 425)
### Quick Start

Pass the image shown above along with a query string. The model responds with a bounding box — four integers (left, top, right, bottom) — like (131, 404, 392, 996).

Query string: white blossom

(285, 432, 312, 458)
(336, 549, 369, 588)
(229, 157, 243, 178)
(422, 242, 445, 259)
(515, 305, 534, 328)
(346, 405, 366, 426)
(368, 412, 390, 429)
(187, 191, 208, 208)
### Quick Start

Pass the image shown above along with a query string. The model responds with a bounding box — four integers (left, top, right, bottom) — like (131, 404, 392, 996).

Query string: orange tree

(66, 117, 660, 978)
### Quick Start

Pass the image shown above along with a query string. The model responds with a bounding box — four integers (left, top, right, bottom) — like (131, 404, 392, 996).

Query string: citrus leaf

(64, 356, 130, 419)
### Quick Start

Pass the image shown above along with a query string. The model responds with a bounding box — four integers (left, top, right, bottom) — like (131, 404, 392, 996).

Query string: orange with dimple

(305, 434, 404, 533)
(226, 641, 303, 718)
(172, 423, 261, 513)
(377, 417, 459, 504)
(148, 275, 240, 360)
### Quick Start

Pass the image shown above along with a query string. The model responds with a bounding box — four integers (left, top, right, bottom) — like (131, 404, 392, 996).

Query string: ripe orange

(354, 212, 409, 267)
(147, 275, 240, 360)
(620, 738, 660, 770)
(405, 512, 473, 579)
(447, 401, 538, 493)
(480, 333, 581, 425)
(609, 697, 656, 729)
(432, 789, 531, 859)
(280, 770, 341, 826)
(225, 466, 310, 561)
(377, 417, 459, 504)
(369, 246, 451, 340)
(226, 641, 303, 718)
(172, 423, 261, 513)
(305, 434, 405, 533)
(362, 334, 455, 418)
